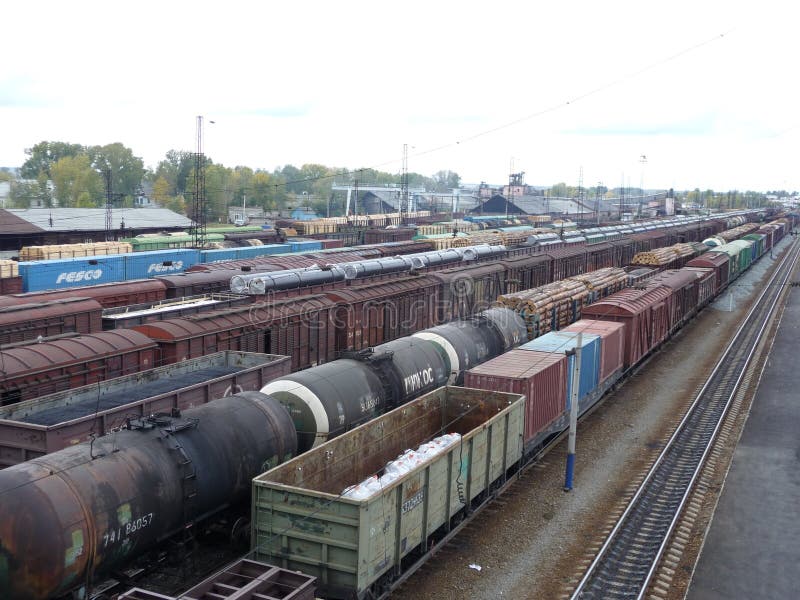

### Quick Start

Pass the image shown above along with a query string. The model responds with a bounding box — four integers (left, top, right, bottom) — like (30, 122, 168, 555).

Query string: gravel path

(392, 244, 787, 600)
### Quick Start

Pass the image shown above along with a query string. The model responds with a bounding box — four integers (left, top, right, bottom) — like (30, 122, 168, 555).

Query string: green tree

(202, 163, 233, 222)
(151, 150, 195, 195)
(87, 142, 145, 200)
(432, 170, 460, 192)
(549, 182, 569, 197)
(164, 194, 187, 215)
(21, 141, 84, 179)
(251, 171, 277, 210)
(151, 175, 172, 206)
(50, 155, 103, 207)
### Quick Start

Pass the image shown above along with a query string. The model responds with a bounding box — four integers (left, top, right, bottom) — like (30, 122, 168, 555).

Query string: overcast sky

(1, 1, 796, 192)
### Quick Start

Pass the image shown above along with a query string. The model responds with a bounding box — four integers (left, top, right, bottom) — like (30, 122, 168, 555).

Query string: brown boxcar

(0, 276, 23, 295)
(544, 247, 589, 281)
(325, 275, 441, 351)
(0, 297, 103, 345)
(645, 269, 701, 331)
(682, 266, 717, 307)
(609, 238, 637, 266)
(465, 348, 567, 447)
(156, 269, 241, 298)
(0, 351, 290, 467)
(429, 262, 507, 321)
(501, 254, 552, 294)
(0, 279, 167, 309)
(580, 286, 673, 368)
(101, 293, 251, 329)
(0, 330, 158, 405)
(685, 251, 730, 291)
(134, 295, 337, 371)
(586, 242, 615, 271)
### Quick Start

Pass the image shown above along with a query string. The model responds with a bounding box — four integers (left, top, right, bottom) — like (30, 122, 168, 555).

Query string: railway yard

(0, 210, 795, 599)
(394, 232, 797, 600)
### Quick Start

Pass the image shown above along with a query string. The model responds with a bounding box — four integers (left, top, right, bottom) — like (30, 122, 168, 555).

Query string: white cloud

(1, 1, 798, 191)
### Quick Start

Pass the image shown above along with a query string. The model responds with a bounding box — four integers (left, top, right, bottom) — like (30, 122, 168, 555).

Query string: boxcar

(581, 286, 673, 368)
(0, 330, 158, 405)
(325, 276, 441, 351)
(134, 296, 337, 371)
(685, 251, 730, 292)
(0, 279, 167, 309)
(0, 298, 103, 345)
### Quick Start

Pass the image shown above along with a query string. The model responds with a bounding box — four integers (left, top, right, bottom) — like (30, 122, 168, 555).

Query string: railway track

(570, 237, 800, 600)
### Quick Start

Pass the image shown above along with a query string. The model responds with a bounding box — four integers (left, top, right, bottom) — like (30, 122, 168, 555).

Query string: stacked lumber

(718, 223, 759, 242)
(498, 267, 627, 338)
(570, 267, 628, 295)
(0, 260, 19, 278)
(631, 242, 703, 267)
(417, 221, 479, 236)
(426, 236, 466, 250)
(497, 231, 529, 247)
(19, 241, 133, 261)
(464, 232, 504, 246)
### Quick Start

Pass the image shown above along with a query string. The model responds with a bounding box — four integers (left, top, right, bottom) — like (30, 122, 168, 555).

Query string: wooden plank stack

(631, 242, 703, 267)
(498, 267, 627, 338)
(19, 241, 133, 261)
(0, 260, 19, 278)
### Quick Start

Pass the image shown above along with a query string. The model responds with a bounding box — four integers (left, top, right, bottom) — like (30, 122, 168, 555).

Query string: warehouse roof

(0, 208, 193, 233)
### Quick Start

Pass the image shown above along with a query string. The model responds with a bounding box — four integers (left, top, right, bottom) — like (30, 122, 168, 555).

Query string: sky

(1, 1, 797, 192)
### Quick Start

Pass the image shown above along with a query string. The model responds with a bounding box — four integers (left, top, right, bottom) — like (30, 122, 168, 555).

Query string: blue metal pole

(564, 333, 582, 491)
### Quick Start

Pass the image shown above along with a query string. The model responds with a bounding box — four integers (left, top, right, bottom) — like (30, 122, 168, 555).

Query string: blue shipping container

(286, 239, 323, 252)
(235, 244, 291, 259)
(200, 248, 239, 263)
(19, 255, 126, 292)
(124, 249, 200, 279)
(519, 331, 601, 410)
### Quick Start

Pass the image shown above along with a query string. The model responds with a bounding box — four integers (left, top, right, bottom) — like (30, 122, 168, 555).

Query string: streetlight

(638, 155, 647, 218)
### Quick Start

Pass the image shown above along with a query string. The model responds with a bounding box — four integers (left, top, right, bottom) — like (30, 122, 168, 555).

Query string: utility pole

(638, 154, 647, 218)
(192, 116, 208, 248)
(577, 166, 584, 223)
(401, 143, 409, 217)
(104, 168, 113, 241)
(596, 181, 602, 225)
(564, 333, 582, 491)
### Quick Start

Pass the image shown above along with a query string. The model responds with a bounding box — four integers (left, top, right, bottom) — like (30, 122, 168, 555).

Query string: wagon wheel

(230, 516, 250, 546)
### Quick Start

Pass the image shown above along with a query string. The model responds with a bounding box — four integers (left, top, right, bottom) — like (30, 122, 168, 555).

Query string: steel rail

(571, 238, 800, 599)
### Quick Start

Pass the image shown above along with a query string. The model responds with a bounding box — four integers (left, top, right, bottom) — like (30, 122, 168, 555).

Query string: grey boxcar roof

(0, 208, 192, 232)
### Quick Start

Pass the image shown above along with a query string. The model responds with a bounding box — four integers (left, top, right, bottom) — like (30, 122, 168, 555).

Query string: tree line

(3, 141, 462, 219)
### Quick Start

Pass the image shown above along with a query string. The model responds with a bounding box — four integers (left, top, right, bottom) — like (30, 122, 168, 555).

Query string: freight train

(0, 215, 791, 600)
(0, 217, 783, 405)
(0, 212, 759, 297)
